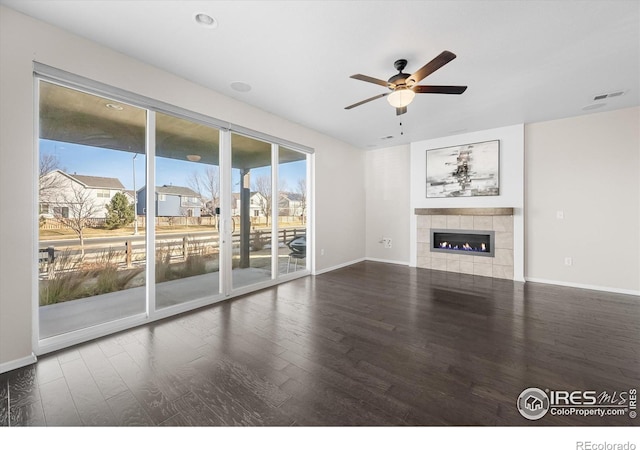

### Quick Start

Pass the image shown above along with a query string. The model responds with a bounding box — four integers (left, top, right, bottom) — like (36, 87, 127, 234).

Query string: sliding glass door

(278, 147, 308, 276)
(231, 133, 273, 290)
(154, 112, 221, 310)
(38, 80, 148, 339)
(36, 73, 311, 350)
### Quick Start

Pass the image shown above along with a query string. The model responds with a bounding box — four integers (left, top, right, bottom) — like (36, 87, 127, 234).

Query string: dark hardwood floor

(1, 261, 638, 426)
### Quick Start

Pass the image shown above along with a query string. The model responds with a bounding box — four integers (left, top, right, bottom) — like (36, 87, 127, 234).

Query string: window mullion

(146, 110, 156, 317)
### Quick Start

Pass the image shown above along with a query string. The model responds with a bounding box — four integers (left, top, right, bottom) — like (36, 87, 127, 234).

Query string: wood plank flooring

(1, 261, 638, 426)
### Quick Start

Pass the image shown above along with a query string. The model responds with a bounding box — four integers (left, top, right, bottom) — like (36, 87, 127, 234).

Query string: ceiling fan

(345, 50, 467, 116)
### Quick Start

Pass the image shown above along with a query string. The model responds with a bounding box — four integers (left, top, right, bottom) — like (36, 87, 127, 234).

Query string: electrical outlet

(564, 257, 573, 266)
(382, 238, 392, 249)
(320, 249, 325, 256)
(556, 210, 564, 219)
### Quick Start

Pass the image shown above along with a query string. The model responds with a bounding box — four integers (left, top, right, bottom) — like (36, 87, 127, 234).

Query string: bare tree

(186, 171, 204, 199)
(39, 153, 64, 202)
(187, 166, 220, 215)
(205, 166, 220, 209)
(252, 175, 272, 226)
(55, 184, 100, 258)
(296, 178, 307, 222)
(180, 207, 193, 227)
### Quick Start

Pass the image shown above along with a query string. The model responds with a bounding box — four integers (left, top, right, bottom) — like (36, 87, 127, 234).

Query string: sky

(40, 139, 306, 196)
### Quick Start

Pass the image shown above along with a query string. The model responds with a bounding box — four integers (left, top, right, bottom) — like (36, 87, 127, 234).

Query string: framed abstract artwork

(426, 140, 500, 198)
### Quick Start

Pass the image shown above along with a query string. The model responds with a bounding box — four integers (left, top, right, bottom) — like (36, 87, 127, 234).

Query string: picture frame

(426, 139, 500, 198)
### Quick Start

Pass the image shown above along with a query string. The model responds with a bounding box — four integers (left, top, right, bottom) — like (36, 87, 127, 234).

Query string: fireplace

(431, 229, 495, 257)
(415, 208, 516, 280)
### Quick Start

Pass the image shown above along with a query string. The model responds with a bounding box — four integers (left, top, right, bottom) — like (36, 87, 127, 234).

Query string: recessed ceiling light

(186, 154, 202, 162)
(194, 13, 217, 28)
(230, 81, 252, 93)
(105, 103, 124, 111)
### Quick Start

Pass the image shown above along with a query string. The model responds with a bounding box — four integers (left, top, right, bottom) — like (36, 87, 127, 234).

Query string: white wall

(525, 107, 640, 294)
(0, 6, 365, 370)
(364, 144, 410, 264)
(409, 124, 526, 280)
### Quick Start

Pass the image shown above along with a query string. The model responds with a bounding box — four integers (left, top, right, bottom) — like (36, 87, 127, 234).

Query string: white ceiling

(2, 0, 639, 149)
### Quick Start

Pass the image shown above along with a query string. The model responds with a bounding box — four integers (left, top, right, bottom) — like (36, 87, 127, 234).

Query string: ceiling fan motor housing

(388, 72, 409, 89)
(389, 59, 410, 89)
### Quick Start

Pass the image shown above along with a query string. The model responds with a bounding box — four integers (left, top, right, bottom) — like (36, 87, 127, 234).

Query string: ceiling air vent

(593, 90, 626, 101)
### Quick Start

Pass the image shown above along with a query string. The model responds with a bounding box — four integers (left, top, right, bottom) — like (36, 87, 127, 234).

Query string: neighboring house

(39, 169, 126, 219)
(249, 192, 268, 218)
(230, 192, 305, 219)
(122, 190, 136, 206)
(137, 185, 202, 217)
(279, 192, 305, 217)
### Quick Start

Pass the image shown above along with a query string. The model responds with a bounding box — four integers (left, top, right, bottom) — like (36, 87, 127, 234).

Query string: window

(53, 206, 69, 218)
(96, 189, 110, 198)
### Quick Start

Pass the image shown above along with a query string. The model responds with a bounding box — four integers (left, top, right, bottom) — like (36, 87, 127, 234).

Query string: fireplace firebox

(430, 229, 495, 257)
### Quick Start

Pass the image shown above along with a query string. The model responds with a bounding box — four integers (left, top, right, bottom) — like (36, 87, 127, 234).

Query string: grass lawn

(40, 219, 305, 240)
(39, 225, 218, 240)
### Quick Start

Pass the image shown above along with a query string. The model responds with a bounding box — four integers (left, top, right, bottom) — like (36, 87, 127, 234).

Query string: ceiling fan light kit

(387, 87, 415, 108)
(346, 50, 467, 116)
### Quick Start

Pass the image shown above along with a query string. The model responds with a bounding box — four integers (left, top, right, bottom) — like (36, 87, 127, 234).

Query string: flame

(436, 240, 489, 253)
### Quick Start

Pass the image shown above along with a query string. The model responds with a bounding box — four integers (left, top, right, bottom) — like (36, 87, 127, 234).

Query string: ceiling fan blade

(407, 50, 457, 85)
(413, 85, 467, 94)
(396, 106, 407, 116)
(350, 74, 391, 88)
(345, 92, 389, 110)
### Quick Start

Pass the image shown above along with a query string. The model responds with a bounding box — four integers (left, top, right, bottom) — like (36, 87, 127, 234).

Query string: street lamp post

(133, 153, 139, 235)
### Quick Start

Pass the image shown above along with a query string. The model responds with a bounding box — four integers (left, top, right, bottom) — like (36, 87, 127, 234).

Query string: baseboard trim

(525, 277, 640, 296)
(0, 353, 37, 374)
(313, 258, 366, 276)
(365, 257, 410, 266)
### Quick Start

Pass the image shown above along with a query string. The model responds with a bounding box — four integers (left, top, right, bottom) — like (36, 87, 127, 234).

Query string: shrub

(39, 250, 89, 305)
(105, 192, 134, 230)
(156, 242, 174, 283)
(252, 230, 266, 251)
(184, 240, 206, 277)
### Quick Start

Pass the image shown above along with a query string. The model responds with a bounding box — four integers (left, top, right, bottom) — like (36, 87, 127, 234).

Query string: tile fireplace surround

(415, 208, 514, 280)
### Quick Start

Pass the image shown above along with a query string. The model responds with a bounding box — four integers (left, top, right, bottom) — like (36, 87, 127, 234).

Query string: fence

(40, 215, 304, 231)
(39, 215, 220, 230)
(39, 227, 305, 276)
